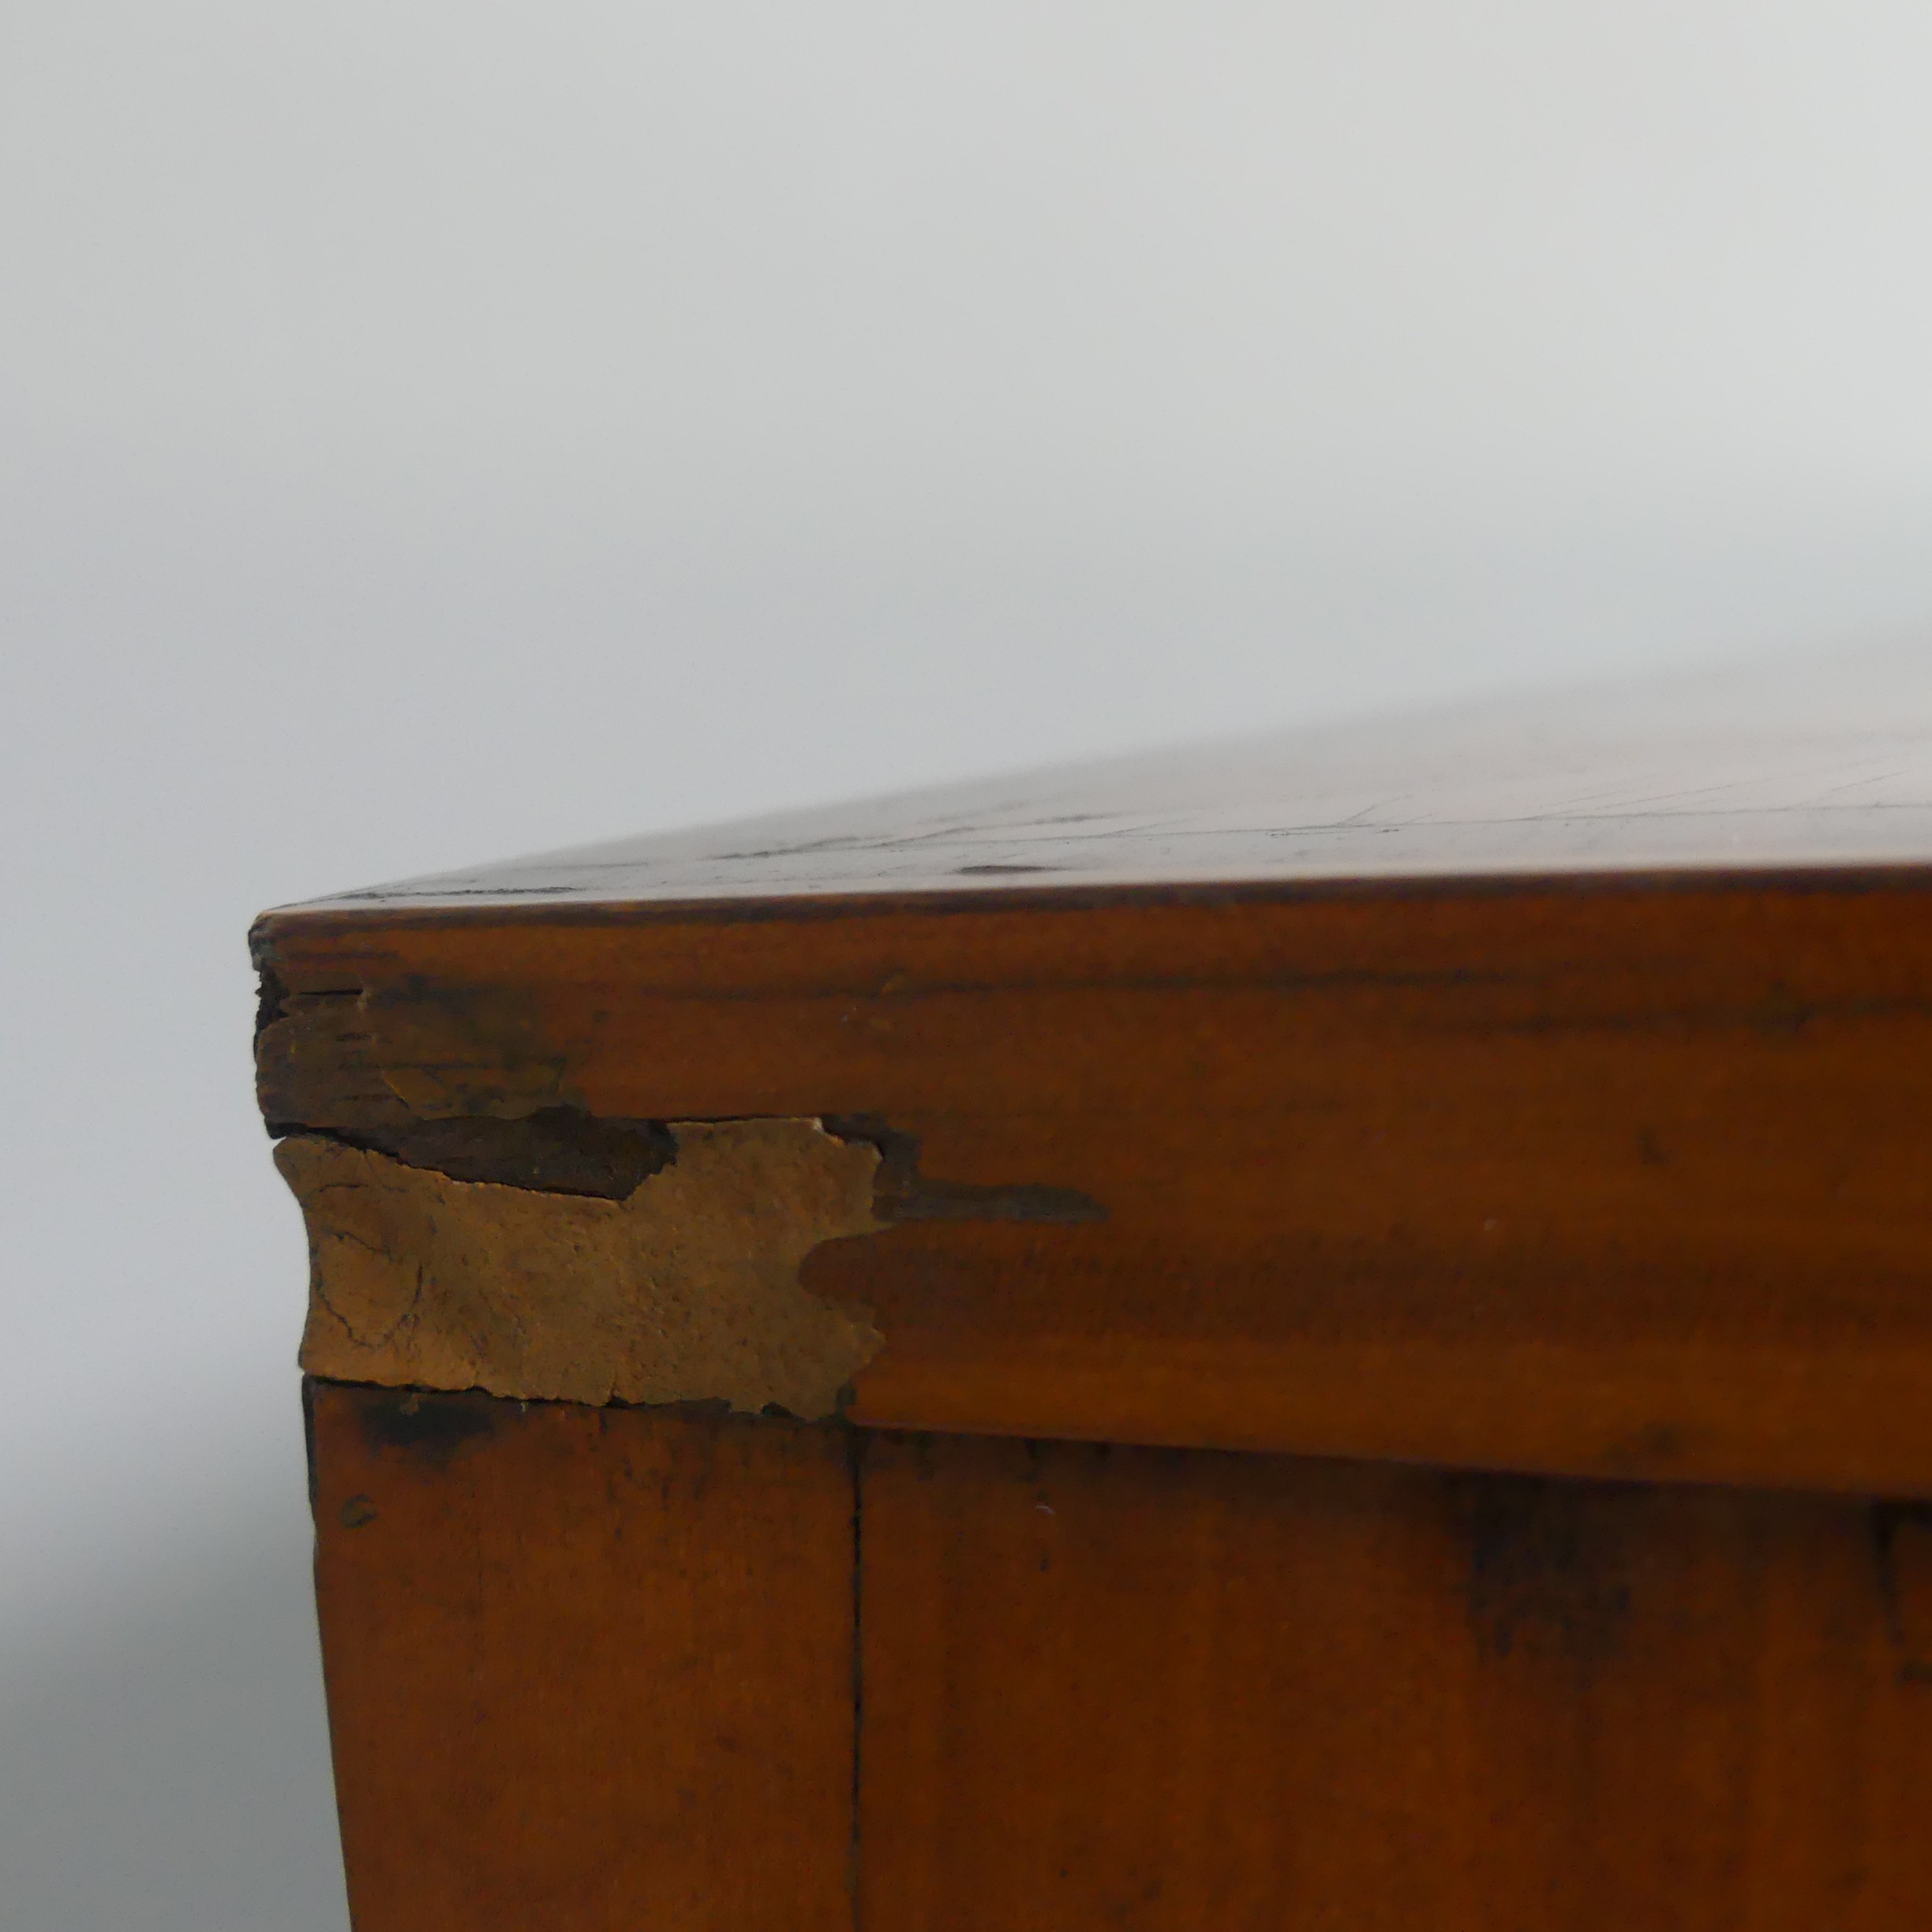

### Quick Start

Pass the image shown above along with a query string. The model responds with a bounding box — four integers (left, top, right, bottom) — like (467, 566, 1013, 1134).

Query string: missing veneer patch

(278, 1118, 884, 1419)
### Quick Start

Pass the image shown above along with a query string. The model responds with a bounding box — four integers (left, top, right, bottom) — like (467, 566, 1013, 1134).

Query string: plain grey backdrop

(7, 3, 1932, 1924)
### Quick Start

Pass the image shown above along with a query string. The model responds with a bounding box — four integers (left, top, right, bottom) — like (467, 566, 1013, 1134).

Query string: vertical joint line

(848, 1426, 867, 1930)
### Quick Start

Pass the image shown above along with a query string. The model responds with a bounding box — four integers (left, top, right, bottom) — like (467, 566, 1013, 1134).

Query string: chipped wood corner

(276, 1119, 886, 1420)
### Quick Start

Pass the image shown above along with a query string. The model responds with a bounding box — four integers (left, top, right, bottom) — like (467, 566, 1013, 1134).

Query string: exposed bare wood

(282, 1121, 882, 1417)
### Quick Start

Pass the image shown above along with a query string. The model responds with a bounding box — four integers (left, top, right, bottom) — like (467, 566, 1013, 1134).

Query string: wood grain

(263, 878, 1932, 1493)
(307, 1382, 856, 1932)
(264, 658, 1932, 904)
(857, 1431, 1932, 1932)
(269, 683, 1932, 1925)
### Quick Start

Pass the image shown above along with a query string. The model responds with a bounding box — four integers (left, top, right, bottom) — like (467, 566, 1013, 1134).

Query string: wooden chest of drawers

(258, 680, 1932, 1928)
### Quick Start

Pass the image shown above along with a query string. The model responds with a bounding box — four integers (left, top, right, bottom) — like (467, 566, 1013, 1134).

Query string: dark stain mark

(825, 1114, 1106, 1225)
(281, 1102, 1106, 1230)
(362, 974, 581, 1102)
(1637, 1128, 1668, 1167)
(1870, 1502, 1932, 1685)
(953, 863, 1057, 875)
(1456, 1472, 1633, 1666)
(301, 1375, 320, 1514)
(339, 1494, 379, 1529)
(892, 1431, 942, 1481)
(352, 1386, 499, 1466)
(310, 1105, 676, 1199)
(1598, 1418, 1688, 1475)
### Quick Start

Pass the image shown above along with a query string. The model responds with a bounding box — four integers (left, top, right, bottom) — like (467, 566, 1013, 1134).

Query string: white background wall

(6, 4, 1932, 1923)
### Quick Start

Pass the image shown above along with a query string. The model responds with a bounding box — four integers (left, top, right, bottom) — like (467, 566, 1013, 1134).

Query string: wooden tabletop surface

(286, 651, 1932, 915)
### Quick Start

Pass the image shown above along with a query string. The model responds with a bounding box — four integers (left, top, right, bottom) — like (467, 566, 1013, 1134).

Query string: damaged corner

(276, 1118, 887, 1421)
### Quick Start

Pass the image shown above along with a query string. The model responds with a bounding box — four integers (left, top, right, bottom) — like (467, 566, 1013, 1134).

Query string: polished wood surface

(273, 655, 1932, 907)
(859, 1430, 1932, 1931)
(263, 877, 1932, 1492)
(308, 1383, 855, 1932)
(303, 1387, 1932, 1931)
(860, 1430, 1932, 1931)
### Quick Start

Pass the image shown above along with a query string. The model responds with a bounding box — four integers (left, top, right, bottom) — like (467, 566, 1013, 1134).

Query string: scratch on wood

(277, 1119, 885, 1418)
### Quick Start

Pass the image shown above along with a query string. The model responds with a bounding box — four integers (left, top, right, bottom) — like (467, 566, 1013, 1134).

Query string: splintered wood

(278, 1118, 884, 1418)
